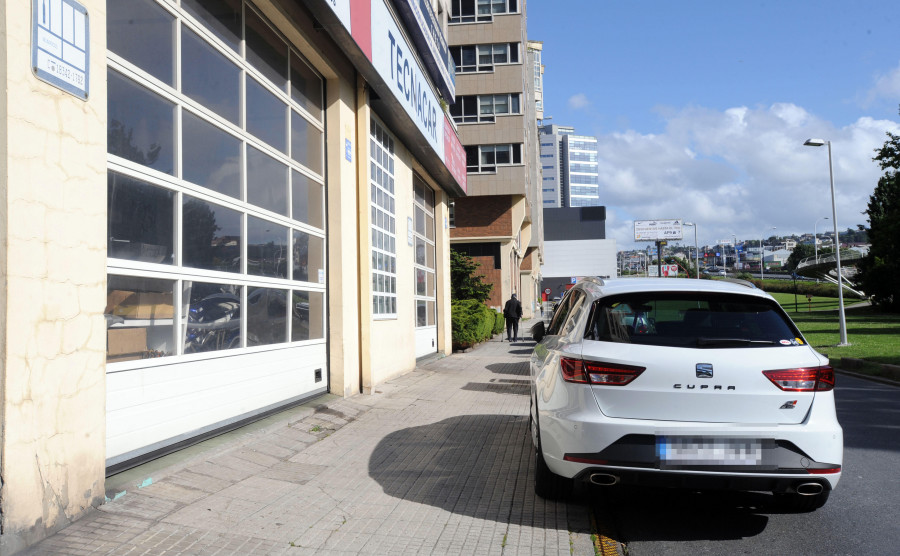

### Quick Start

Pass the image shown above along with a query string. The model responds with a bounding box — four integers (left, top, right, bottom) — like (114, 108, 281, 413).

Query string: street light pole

(814, 216, 829, 264)
(684, 222, 699, 278)
(805, 139, 849, 346)
(760, 226, 776, 281)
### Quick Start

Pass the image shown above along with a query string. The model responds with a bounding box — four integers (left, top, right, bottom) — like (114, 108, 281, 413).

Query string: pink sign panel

(443, 115, 467, 193)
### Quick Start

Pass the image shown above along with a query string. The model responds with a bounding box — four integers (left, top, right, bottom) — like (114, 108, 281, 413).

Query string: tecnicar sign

(634, 219, 684, 241)
(318, 0, 466, 193)
(392, 0, 455, 102)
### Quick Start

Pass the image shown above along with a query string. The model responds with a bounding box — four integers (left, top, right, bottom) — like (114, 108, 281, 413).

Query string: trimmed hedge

(493, 310, 505, 335)
(451, 300, 497, 350)
(749, 278, 864, 300)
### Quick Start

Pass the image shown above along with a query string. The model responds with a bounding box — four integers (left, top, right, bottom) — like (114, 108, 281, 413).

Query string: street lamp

(805, 138, 849, 346)
(814, 216, 829, 264)
(684, 222, 699, 278)
(760, 226, 776, 281)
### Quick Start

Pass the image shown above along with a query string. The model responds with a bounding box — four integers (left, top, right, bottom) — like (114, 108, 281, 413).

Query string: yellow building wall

(0, 0, 108, 552)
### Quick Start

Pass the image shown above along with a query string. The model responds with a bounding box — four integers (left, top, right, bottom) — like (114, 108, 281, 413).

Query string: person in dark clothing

(503, 293, 523, 342)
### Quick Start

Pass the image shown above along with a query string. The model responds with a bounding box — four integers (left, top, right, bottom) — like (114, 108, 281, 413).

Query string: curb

(834, 367, 900, 388)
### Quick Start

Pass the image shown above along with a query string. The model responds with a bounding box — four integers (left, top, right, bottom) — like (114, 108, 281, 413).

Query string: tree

(857, 117, 900, 311)
(784, 244, 815, 273)
(450, 249, 492, 303)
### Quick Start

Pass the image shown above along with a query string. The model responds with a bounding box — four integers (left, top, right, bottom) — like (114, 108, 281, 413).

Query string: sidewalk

(25, 319, 598, 555)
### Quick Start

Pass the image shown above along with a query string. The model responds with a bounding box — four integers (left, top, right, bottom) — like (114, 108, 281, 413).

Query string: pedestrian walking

(503, 293, 522, 342)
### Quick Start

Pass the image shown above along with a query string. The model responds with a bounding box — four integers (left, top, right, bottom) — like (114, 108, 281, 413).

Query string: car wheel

(774, 489, 830, 512)
(531, 403, 571, 500)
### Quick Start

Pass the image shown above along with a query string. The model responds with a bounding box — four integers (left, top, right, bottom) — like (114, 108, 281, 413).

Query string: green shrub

(451, 299, 496, 350)
(749, 278, 864, 300)
(493, 310, 504, 335)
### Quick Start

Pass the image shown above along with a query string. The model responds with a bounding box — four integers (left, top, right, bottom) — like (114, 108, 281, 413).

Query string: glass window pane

(509, 43, 519, 63)
(494, 94, 509, 114)
(492, 44, 507, 64)
(293, 230, 324, 283)
(181, 27, 240, 124)
(245, 8, 288, 89)
(183, 282, 241, 353)
(495, 144, 511, 164)
(108, 70, 175, 175)
(292, 170, 324, 229)
(477, 0, 492, 15)
(247, 217, 288, 278)
(426, 214, 435, 241)
(246, 77, 287, 153)
(481, 147, 495, 165)
(291, 111, 324, 174)
(477, 45, 492, 65)
(181, 0, 242, 52)
(462, 46, 476, 66)
(182, 196, 242, 273)
(107, 275, 175, 362)
(416, 268, 427, 295)
(108, 172, 174, 264)
(182, 112, 241, 199)
(292, 290, 324, 341)
(107, 0, 174, 85)
(416, 300, 427, 326)
(427, 300, 436, 326)
(291, 53, 324, 118)
(510, 94, 520, 114)
(247, 146, 289, 215)
(427, 243, 435, 268)
(415, 209, 425, 236)
(479, 96, 493, 115)
(427, 271, 435, 296)
(415, 236, 426, 265)
(247, 287, 287, 346)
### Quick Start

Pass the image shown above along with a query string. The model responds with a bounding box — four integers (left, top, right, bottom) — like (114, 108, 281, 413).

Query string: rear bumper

(571, 465, 836, 494)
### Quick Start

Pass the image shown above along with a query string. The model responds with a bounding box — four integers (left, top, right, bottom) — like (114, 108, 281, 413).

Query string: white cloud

(567, 93, 591, 110)
(593, 103, 900, 251)
(864, 62, 900, 107)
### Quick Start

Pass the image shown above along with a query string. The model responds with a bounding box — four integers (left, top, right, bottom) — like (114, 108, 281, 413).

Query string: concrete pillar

(0, 0, 108, 553)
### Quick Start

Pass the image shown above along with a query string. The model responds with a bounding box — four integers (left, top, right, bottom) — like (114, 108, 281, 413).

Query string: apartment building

(447, 0, 543, 316)
(0, 0, 465, 552)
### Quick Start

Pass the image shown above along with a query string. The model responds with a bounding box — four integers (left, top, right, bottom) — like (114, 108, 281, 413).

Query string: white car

(529, 277, 842, 511)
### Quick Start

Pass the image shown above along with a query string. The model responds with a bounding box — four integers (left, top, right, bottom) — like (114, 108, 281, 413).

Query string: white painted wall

(542, 239, 618, 279)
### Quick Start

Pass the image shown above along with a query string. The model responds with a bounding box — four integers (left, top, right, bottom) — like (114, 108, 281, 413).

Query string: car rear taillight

(560, 357, 645, 386)
(763, 366, 835, 392)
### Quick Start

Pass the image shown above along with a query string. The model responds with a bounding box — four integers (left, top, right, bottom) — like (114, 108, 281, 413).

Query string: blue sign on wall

(32, 0, 90, 100)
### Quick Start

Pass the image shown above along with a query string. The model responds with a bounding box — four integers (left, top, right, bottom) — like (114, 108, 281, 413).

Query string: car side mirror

(531, 321, 546, 343)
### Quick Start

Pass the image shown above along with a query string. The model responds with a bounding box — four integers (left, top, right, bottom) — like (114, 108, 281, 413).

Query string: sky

(527, 0, 900, 251)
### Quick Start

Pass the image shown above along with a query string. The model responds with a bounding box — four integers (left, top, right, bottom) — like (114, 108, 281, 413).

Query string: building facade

(447, 0, 543, 315)
(539, 124, 601, 208)
(0, 0, 465, 552)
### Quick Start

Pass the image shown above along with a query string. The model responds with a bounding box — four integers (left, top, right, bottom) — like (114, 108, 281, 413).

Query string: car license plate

(657, 437, 764, 467)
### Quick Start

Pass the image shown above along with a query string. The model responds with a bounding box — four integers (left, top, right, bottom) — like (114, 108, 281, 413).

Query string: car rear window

(584, 292, 804, 348)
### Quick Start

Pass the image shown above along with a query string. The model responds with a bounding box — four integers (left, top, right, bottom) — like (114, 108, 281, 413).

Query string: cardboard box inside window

(107, 327, 148, 356)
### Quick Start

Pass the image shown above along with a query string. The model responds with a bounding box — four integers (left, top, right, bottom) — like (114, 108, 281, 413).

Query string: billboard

(634, 219, 684, 241)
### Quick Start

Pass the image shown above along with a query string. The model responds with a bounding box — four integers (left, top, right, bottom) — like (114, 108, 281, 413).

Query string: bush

(451, 300, 496, 350)
(493, 310, 504, 335)
(749, 278, 864, 300)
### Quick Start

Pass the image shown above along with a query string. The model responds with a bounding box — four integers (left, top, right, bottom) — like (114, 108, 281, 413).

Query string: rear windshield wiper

(696, 338, 778, 347)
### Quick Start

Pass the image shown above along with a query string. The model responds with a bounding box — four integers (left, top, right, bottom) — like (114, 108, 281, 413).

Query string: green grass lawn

(769, 293, 900, 368)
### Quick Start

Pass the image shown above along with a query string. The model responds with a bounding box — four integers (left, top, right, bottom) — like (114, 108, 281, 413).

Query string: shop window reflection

(182, 282, 242, 353)
(106, 275, 175, 362)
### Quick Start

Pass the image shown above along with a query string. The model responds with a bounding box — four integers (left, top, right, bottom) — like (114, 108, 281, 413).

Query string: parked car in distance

(529, 277, 842, 511)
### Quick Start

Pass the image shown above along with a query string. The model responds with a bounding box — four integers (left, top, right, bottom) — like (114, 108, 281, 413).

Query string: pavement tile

(24, 320, 602, 556)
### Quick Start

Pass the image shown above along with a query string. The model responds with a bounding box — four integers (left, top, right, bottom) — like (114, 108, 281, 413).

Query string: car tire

(531, 402, 571, 500)
(774, 489, 830, 512)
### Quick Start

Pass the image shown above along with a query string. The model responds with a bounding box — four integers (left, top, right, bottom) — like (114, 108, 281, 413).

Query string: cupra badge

(696, 363, 714, 378)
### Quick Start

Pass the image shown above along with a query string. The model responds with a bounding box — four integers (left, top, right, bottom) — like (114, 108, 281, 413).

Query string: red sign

(443, 115, 466, 193)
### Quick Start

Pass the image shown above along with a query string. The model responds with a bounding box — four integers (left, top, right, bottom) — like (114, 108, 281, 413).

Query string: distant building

(541, 207, 616, 297)
(538, 124, 601, 208)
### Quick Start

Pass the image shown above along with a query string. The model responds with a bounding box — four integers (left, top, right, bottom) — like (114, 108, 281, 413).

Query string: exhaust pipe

(795, 482, 824, 496)
(588, 473, 619, 486)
